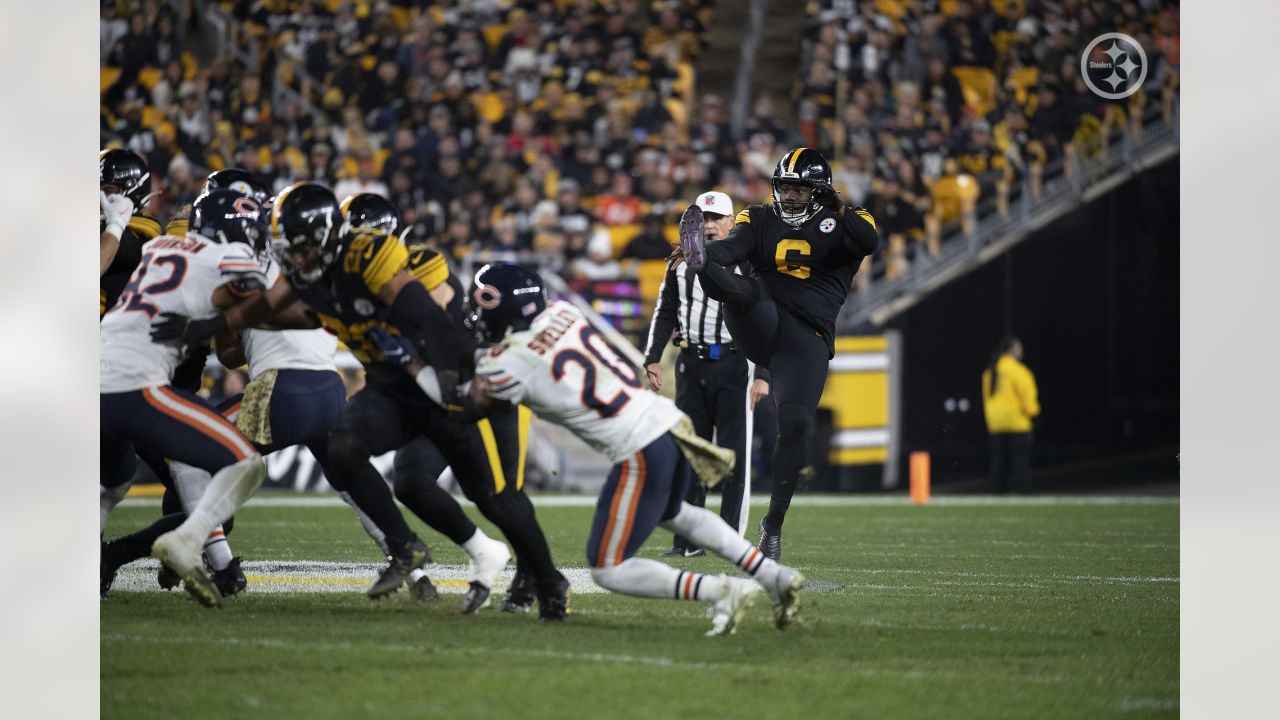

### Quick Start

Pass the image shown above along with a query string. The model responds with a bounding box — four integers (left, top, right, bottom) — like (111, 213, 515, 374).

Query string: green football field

(100, 493, 1178, 719)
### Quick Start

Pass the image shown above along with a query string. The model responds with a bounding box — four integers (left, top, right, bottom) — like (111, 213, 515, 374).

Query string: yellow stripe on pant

(516, 405, 531, 491)
(476, 417, 507, 493)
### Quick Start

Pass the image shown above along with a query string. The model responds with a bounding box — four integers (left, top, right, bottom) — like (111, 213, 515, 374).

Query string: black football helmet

(99, 148, 153, 209)
(188, 189, 269, 250)
(771, 147, 832, 227)
(467, 263, 547, 342)
(269, 182, 342, 287)
(340, 193, 401, 236)
(205, 168, 272, 208)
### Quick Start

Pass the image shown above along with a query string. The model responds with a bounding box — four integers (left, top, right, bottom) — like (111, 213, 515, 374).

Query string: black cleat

(679, 204, 707, 270)
(537, 578, 572, 623)
(758, 519, 782, 561)
(409, 569, 440, 603)
(461, 581, 492, 614)
(211, 557, 247, 598)
(367, 538, 431, 599)
(157, 562, 182, 590)
(500, 571, 536, 614)
(100, 557, 119, 599)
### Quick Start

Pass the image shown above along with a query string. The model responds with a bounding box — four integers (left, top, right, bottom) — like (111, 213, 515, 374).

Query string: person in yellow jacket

(982, 337, 1040, 493)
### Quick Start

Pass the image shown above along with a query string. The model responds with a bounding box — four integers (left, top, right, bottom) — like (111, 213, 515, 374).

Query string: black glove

(438, 369, 461, 405)
(367, 327, 418, 368)
(811, 184, 843, 213)
(150, 312, 228, 348)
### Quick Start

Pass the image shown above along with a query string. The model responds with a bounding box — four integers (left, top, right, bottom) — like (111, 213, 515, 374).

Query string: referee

(643, 191, 770, 557)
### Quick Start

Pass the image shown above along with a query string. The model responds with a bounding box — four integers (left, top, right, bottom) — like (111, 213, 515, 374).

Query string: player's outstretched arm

(152, 279, 299, 347)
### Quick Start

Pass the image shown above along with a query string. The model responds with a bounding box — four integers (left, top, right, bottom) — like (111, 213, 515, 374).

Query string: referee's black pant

(670, 348, 750, 551)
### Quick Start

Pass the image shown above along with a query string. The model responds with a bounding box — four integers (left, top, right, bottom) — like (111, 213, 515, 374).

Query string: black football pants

(670, 349, 749, 549)
(696, 261, 829, 530)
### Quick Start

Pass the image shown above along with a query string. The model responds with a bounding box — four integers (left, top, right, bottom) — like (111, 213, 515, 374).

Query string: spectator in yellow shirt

(982, 337, 1040, 493)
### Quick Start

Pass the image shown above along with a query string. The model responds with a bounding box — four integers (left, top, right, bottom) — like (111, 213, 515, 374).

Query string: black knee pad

(326, 431, 372, 477)
(776, 402, 814, 442)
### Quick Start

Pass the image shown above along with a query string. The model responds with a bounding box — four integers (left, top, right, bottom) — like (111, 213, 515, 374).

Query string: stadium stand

(101, 0, 1178, 320)
(792, 0, 1181, 285)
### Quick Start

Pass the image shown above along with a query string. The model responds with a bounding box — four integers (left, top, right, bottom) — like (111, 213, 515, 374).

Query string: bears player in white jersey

(100, 189, 271, 607)
(392, 263, 806, 635)
(160, 173, 384, 599)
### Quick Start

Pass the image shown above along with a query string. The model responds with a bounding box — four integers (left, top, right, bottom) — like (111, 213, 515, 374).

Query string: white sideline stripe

(111, 560, 608, 595)
(120, 494, 1180, 509)
(829, 354, 889, 372)
(831, 428, 890, 448)
(145, 387, 255, 458)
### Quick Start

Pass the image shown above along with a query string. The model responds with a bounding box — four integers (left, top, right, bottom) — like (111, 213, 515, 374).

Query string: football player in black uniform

(342, 192, 566, 615)
(100, 149, 161, 316)
(676, 147, 880, 560)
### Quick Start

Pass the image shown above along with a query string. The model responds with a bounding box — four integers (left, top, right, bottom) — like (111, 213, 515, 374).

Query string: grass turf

(101, 495, 1178, 719)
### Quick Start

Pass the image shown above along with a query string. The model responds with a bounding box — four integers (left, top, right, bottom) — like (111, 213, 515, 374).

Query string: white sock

(180, 456, 266, 542)
(460, 527, 496, 559)
(202, 526, 233, 570)
(590, 557, 726, 602)
(170, 461, 238, 568)
(660, 502, 780, 587)
(169, 460, 212, 514)
(100, 483, 130, 534)
(337, 490, 389, 555)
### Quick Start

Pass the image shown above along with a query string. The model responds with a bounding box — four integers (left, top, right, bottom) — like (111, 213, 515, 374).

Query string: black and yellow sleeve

(407, 245, 450, 290)
(165, 217, 189, 236)
(128, 214, 162, 241)
(343, 230, 409, 295)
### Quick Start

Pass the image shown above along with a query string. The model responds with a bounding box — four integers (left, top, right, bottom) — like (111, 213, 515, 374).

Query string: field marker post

(909, 451, 930, 505)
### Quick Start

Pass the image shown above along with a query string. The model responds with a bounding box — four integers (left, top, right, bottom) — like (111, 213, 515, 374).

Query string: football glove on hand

(150, 312, 228, 348)
(811, 184, 843, 213)
(368, 327, 417, 368)
(100, 191, 135, 239)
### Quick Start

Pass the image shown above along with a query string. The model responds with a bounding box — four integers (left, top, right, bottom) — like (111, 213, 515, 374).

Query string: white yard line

(120, 493, 1179, 509)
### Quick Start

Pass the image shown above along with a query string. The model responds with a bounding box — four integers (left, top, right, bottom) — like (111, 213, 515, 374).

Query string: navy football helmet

(188, 188, 269, 251)
(467, 263, 547, 342)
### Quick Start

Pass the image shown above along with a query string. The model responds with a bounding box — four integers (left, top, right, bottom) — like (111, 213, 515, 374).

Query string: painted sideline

(111, 560, 607, 595)
(120, 493, 1179, 509)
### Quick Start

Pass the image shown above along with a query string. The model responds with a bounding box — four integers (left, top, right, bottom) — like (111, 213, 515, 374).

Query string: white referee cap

(695, 191, 733, 216)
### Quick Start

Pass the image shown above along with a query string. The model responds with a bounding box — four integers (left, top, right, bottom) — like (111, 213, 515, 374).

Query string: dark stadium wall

(888, 156, 1180, 490)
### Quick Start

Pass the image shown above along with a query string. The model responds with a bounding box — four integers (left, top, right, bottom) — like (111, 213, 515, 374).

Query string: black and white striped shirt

(644, 261, 739, 363)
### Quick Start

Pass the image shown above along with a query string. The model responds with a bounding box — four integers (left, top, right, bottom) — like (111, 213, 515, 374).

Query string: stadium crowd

(794, 0, 1180, 281)
(101, 0, 1179, 296)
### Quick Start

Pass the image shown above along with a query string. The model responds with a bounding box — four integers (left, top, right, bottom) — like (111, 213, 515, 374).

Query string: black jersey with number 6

(705, 204, 879, 352)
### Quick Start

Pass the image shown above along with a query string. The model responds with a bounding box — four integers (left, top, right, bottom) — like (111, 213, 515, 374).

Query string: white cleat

(152, 530, 222, 608)
(461, 538, 511, 614)
(763, 566, 805, 629)
(706, 577, 762, 637)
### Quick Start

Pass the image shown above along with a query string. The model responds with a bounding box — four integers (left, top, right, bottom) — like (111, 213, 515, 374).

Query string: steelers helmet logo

(353, 298, 376, 316)
(1080, 33, 1147, 100)
(819, 218, 836, 233)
